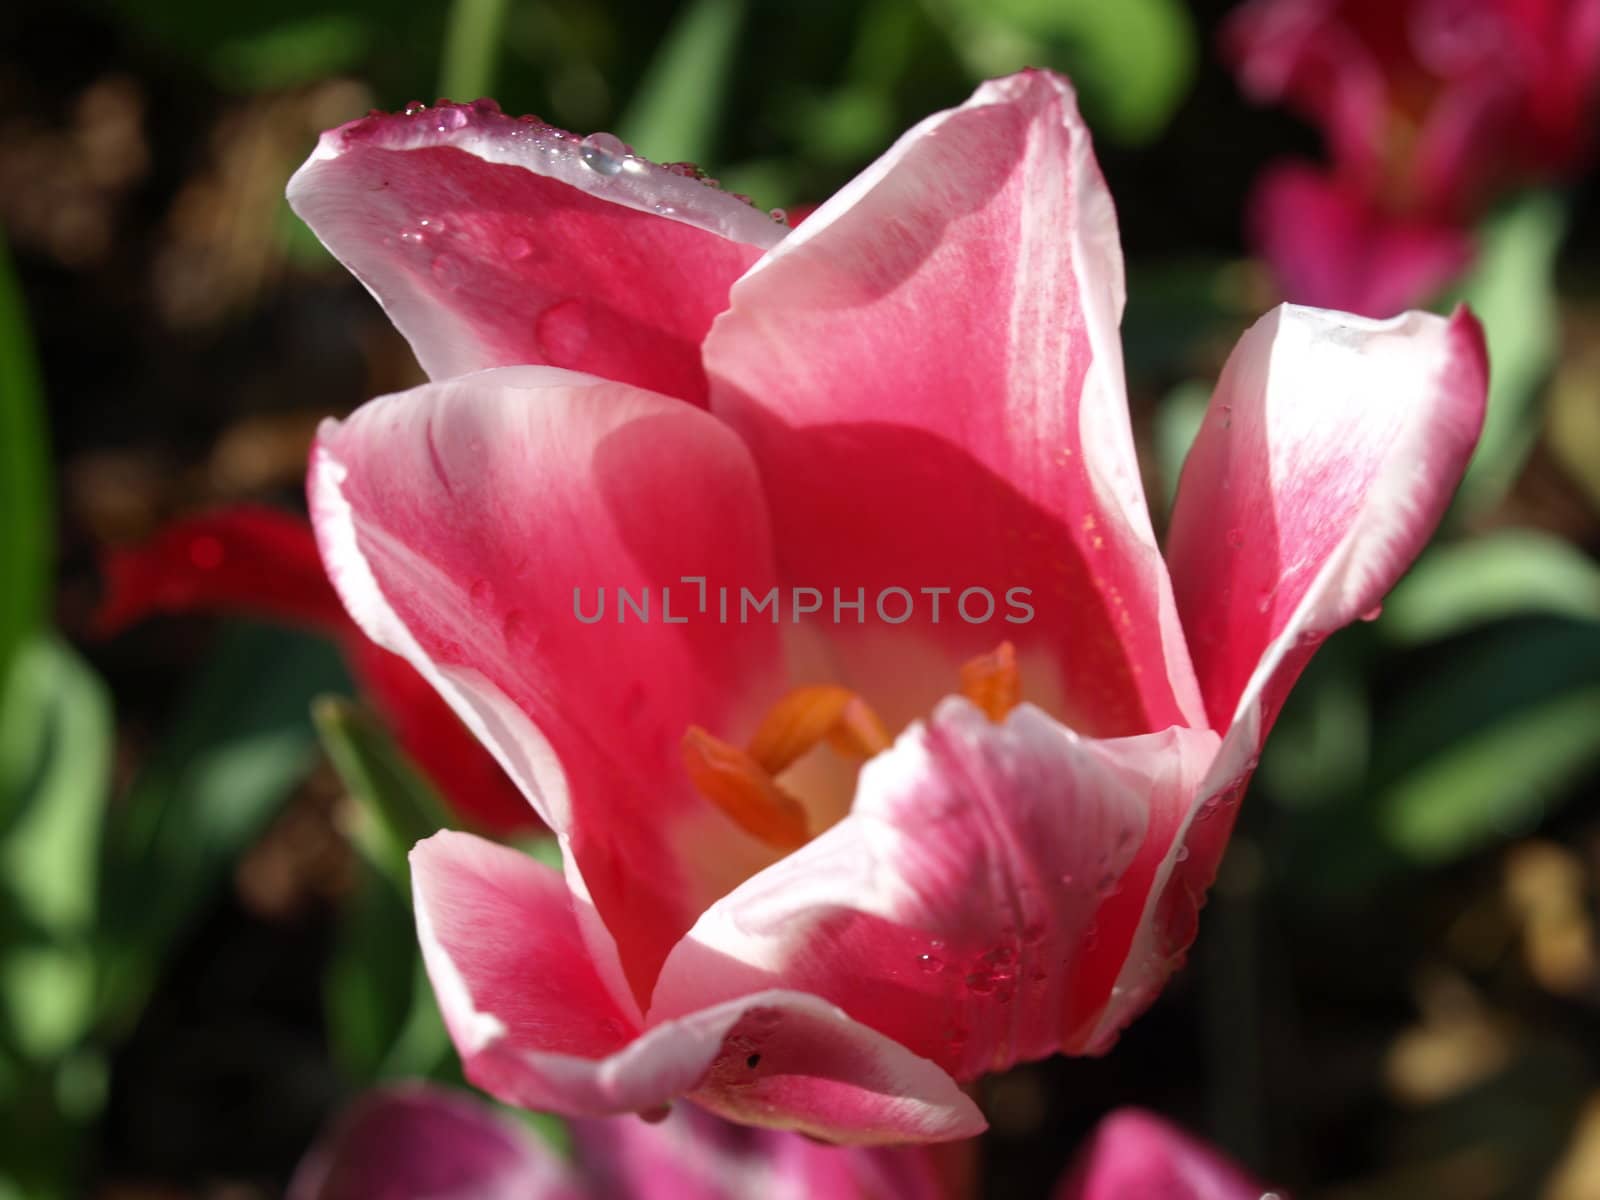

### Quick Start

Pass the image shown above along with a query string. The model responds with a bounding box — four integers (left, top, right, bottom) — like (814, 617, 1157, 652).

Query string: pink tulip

(1056, 1109, 1277, 1200)
(1225, 0, 1600, 314)
(288, 70, 1486, 1142)
(290, 1084, 934, 1200)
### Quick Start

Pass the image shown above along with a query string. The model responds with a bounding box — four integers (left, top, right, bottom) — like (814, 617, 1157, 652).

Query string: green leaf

(0, 637, 112, 1062)
(1452, 191, 1566, 514)
(1381, 529, 1600, 645)
(0, 232, 51, 685)
(1381, 686, 1600, 864)
(313, 696, 450, 888)
(1373, 618, 1600, 864)
(439, 0, 512, 101)
(931, 0, 1196, 143)
(1154, 379, 1211, 514)
(95, 625, 347, 1034)
(211, 14, 370, 92)
(617, 0, 745, 166)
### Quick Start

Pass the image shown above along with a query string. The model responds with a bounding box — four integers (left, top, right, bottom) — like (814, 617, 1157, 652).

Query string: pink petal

(413, 833, 980, 1143)
(1248, 163, 1475, 316)
(570, 1104, 941, 1200)
(649, 698, 1219, 1080)
(289, 1083, 586, 1200)
(1166, 303, 1487, 737)
(1054, 1108, 1270, 1200)
(1090, 303, 1488, 1049)
(312, 367, 786, 1004)
(702, 69, 1202, 738)
(287, 101, 784, 404)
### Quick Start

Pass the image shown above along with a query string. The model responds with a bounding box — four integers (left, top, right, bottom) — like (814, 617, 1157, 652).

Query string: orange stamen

(746, 685, 892, 773)
(681, 726, 811, 850)
(961, 641, 1020, 722)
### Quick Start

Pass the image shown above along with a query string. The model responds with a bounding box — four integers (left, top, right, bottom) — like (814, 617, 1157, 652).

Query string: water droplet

(1226, 527, 1244, 550)
(503, 609, 534, 649)
(468, 579, 492, 606)
(536, 299, 590, 363)
(1059, 872, 1075, 886)
(769, 207, 789, 224)
(1176, 845, 1191, 863)
(917, 953, 944, 974)
(966, 971, 997, 996)
(431, 255, 464, 289)
(418, 216, 446, 234)
(503, 236, 532, 261)
(403, 100, 428, 116)
(436, 107, 468, 131)
(399, 230, 425, 244)
(579, 132, 627, 176)
(1360, 603, 1383, 622)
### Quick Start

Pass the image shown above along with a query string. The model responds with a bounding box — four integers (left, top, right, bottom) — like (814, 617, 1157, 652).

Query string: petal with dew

(412, 833, 980, 1144)
(703, 69, 1202, 739)
(1087, 303, 1487, 1049)
(312, 367, 787, 1005)
(650, 699, 1219, 1080)
(288, 101, 784, 403)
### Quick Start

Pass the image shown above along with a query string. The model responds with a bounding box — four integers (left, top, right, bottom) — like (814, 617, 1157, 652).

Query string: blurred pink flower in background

(1225, 0, 1600, 314)
(287, 69, 1485, 1142)
(1056, 1109, 1277, 1200)
(290, 1083, 938, 1200)
(94, 506, 538, 835)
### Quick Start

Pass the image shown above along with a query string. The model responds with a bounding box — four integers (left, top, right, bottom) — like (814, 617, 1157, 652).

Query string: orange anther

(681, 726, 811, 850)
(960, 641, 1020, 722)
(746, 685, 892, 774)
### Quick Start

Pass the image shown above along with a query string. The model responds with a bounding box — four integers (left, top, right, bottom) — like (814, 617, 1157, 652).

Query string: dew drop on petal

(579, 132, 627, 176)
(535, 299, 590, 363)
(468, 579, 492, 607)
(431, 255, 464, 289)
(503, 236, 532, 261)
(769, 208, 789, 224)
(917, 953, 944, 974)
(403, 100, 428, 116)
(399, 230, 424, 245)
(1176, 844, 1191, 864)
(436, 107, 468, 131)
(1360, 603, 1384, 622)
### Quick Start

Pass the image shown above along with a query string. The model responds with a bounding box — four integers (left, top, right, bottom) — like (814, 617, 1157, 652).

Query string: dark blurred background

(2, 0, 1599, 1196)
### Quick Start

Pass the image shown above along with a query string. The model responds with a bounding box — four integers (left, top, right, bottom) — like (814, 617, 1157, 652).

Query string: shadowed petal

(288, 100, 784, 403)
(649, 699, 1218, 1079)
(311, 367, 786, 1004)
(571, 1104, 942, 1200)
(412, 833, 981, 1145)
(1090, 303, 1487, 1049)
(289, 1083, 587, 1200)
(703, 69, 1202, 738)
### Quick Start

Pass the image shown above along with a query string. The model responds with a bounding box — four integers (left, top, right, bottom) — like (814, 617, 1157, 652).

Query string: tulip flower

(1057, 1108, 1276, 1200)
(1225, 0, 1600, 314)
(288, 1083, 938, 1200)
(94, 506, 536, 834)
(288, 70, 1486, 1142)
